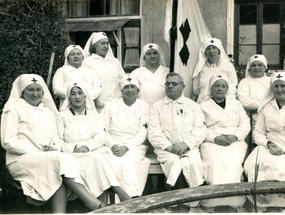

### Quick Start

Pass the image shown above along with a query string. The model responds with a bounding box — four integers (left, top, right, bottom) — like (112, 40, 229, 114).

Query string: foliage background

(0, 0, 71, 111)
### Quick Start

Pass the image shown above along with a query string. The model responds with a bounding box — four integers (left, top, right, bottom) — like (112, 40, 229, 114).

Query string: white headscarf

(60, 83, 96, 111)
(140, 43, 166, 67)
(2, 74, 57, 114)
(258, 70, 285, 112)
(83, 32, 114, 59)
(64, 45, 84, 66)
(119, 75, 140, 90)
(205, 74, 230, 101)
(245, 54, 268, 77)
(193, 38, 229, 78)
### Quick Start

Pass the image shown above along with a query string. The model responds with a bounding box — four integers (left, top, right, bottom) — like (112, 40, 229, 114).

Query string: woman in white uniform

(102, 75, 150, 197)
(1, 74, 104, 213)
(193, 38, 237, 104)
(131, 43, 169, 105)
(83, 32, 125, 112)
(57, 83, 130, 202)
(52, 45, 101, 108)
(200, 74, 250, 207)
(244, 71, 285, 208)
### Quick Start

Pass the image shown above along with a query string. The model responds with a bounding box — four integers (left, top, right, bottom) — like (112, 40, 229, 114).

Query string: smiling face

(272, 80, 285, 103)
(144, 49, 160, 66)
(121, 84, 139, 101)
(211, 79, 228, 101)
(205, 45, 220, 64)
(69, 87, 86, 109)
(94, 38, 109, 57)
(249, 60, 266, 78)
(22, 83, 44, 106)
(67, 49, 83, 68)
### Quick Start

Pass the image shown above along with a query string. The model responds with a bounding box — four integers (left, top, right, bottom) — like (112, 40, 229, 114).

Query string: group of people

(1, 32, 285, 212)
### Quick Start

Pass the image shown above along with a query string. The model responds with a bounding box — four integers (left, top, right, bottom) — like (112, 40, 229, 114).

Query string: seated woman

(200, 75, 250, 207)
(238, 54, 270, 111)
(1, 74, 104, 213)
(57, 83, 130, 202)
(131, 43, 169, 105)
(83, 32, 125, 112)
(244, 71, 285, 208)
(193, 38, 238, 104)
(52, 45, 101, 108)
(102, 75, 151, 198)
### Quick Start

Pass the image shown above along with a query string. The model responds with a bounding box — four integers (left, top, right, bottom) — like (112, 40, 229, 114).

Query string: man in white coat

(148, 72, 206, 190)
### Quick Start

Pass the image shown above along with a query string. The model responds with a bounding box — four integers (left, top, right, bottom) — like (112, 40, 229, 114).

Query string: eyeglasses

(164, 81, 183, 87)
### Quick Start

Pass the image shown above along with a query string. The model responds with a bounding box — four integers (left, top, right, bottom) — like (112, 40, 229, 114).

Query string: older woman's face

(69, 87, 86, 109)
(22, 83, 44, 106)
(94, 38, 109, 57)
(144, 49, 159, 66)
(205, 45, 220, 63)
(68, 49, 83, 68)
(249, 60, 266, 78)
(211, 79, 228, 100)
(121, 84, 139, 101)
(272, 80, 285, 102)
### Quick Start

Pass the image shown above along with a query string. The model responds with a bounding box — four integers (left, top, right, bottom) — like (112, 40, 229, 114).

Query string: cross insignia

(127, 77, 132, 82)
(254, 55, 258, 58)
(148, 45, 153, 49)
(143, 123, 148, 129)
(31, 78, 38, 83)
(217, 75, 222, 78)
(73, 83, 78, 85)
(209, 39, 214, 43)
(102, 32, 106, 36)
(276, 74, 283, 79)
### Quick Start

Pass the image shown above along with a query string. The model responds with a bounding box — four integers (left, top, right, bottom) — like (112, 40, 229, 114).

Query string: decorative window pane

(239, 5, 256, 24)
(239, 25, 256, 44)
(263, 45, 280, 65)
(263, 24, 280, 44)
(239, 45, 256, 65)
(263, 3, 280, 24)
(123, 27, 140, 70)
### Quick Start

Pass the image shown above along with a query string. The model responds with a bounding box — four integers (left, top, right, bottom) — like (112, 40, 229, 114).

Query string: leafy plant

(0, 0, 71, 111)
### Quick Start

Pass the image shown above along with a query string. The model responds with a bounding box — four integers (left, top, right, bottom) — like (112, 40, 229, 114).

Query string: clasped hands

(214, 134, 237, 146)
(111, 144, 129, 157)
(267, 141, 284, 156)
(165, 142, 189, 156)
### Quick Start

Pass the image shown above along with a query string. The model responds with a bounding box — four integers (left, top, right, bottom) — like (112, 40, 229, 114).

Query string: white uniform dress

(148, 95, 206, 187)
(102, 97, 151, 197)
(130, 65, 169, 105)
(200, 98, 250, 207)
(52, 65, 101, 107)
(244, 99, 285, 207)
(83, 54, 125, 107)
(1, 99, 84, 202)
(193, 60, 237, 104)
(237, 75, 270, 110)
(57, 109, 121, 197)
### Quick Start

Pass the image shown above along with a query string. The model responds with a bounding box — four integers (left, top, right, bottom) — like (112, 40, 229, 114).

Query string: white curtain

(123, 27, 140, 67)
(164, 0, 211, 98)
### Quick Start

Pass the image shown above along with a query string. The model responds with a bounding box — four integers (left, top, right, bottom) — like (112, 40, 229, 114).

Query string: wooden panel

(90, 181, 285, 213)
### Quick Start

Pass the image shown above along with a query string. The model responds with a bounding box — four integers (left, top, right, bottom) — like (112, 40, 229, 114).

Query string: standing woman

(131, 43, 169, 105)
(244, 71, 285, 208)
(57, 83, 130, 202)
(193, 38, 238, 104)
(1, 74, 104, 213)
(83, 32, 125, 112)
(102, 75, 151, 198)
(200, 75, 250, 208)
(52, 45, 101, 108)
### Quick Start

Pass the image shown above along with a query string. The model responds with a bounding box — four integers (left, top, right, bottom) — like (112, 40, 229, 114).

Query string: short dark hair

(89, 43, 96, 54)
(166, 72, 184, 82)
